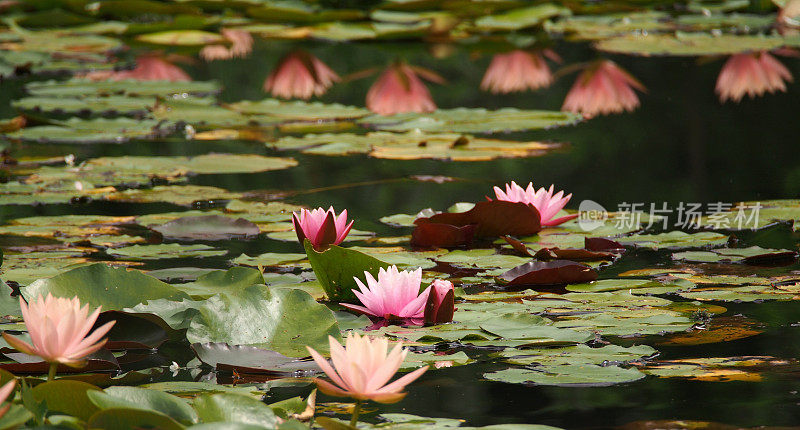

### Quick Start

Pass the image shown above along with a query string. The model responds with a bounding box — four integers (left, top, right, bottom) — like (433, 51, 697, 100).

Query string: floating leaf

(596, 32, 791, 56)
(672, 246, 799, 264)
(416, 201, 542, 238)
(191, 343, 320, 373)
(107, 243, 227, 260)
(500, 260, 598, 286)
(304, 241, 391, 302)
(474, 4, 571, 31)
(186, 285, 340, 357)
(359, 108, 581, 134)
(88, 386, 198, 425)
(151, 215, 261, 241)
(23, 263, 190, 310)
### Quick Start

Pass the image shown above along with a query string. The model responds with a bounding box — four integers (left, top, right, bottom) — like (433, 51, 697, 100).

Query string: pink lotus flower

(715, 51, 794, 103)
(423, 279, 454, 324)
(0, 380, 15, 418)
(341, 266, 432, 323)
(264, 51, 339, 100)
(200, 29, 253, 62)
(481, 49, 560, 94)
(562, 60, 645, 118)
(2, 294, 115, 367)
(306, 333, 428, 403)
(111, 54, 192, 82)
(293, 207, 354, 252)
(493, 181, 577, 226)
(366, 62, 442, 115)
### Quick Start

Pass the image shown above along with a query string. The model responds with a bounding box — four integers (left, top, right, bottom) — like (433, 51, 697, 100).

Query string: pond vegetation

(1, 0, 800, 428)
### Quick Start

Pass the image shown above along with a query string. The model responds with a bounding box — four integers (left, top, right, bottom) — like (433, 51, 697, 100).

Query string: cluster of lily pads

(1, 0, 800, 428)
(1, 164, 800, 428)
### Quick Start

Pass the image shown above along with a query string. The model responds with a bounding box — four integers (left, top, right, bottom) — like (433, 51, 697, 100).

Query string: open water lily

(493, 181, 577, 226)
(341, 266, 432, 324)
(307, 333, 428, 425)
(2, 294, 115, 379)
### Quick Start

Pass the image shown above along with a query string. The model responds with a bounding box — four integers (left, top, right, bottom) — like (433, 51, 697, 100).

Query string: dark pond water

(3, 38, 800, 429)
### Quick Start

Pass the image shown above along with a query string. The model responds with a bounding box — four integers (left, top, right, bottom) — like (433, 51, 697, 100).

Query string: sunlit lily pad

(616, 231, 729, 250)
(672, 246, 799, 264)
(596, 32, 792, 56)
(359, 108, 581, 134)
(272, 131, 563, 161)
(107, 244, 227, 260)
(25, 79, 220, 98)
(4, 118, 166, 143)
(473, 4, 571, 31)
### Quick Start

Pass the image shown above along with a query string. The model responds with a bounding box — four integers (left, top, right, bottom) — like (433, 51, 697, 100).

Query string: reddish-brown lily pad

(499, 260, 598, 286)
(411, 223, 476, 248)
(414, 201, 541, 238)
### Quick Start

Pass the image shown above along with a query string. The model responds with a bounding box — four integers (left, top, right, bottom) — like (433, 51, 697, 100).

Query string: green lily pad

(230, 252, 307, 268)
(105, 185, 241, 206)
(359, 108, 581, 134)
(474, 4, 571, 31)
(150, 215, 261, 241)
(23, 263, 191, 310)
(25, 79, 220, 98)
(88, 386, 198, 425)
(192, 393, 279, 427)
(174, 267, 265, 299)
(107, 243, 227, 260)
(4, 118, 166, 143)
(136, 30, 224, 45)
(186, 284, 341, 357)
(596, 32, 791, 56)
(229, 99, 370, 121)
(304, 241, 391, 302)
(484, 363, 646, 386)
(544, 11, 674, 40)
(672, 246, 799, 264)
(616, 231, 729, 250)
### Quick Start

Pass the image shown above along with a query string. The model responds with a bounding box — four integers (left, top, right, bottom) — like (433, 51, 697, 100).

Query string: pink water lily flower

(562, 59, 645, 118)
(264, 51, 340, 100)
(2, 294, 115, 367)
(366, 62, 442, 115)
(293, 207, 354, 252)
(481, 49, 560, 94)
(715, 51, 794, 103)
(493, 181, 577, 226)
(0, 380, 15, 418)
(307, 333, 428, 403)
(341, 266, 432, 323)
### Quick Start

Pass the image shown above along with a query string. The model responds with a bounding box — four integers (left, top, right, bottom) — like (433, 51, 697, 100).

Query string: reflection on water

(3, 34, 800, 429)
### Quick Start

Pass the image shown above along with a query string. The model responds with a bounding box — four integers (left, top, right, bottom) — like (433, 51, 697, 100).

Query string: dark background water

(3, 39, 800, 428)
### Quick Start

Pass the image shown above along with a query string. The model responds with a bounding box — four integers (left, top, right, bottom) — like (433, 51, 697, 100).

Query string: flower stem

(47, 362, 57, 382)
(349, 399, 362, 428)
